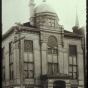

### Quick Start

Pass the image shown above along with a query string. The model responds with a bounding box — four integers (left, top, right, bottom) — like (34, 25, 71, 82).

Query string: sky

(2, 0, 86, 34)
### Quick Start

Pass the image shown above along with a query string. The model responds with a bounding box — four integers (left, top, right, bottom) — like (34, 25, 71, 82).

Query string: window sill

(25, 77, 34, 79)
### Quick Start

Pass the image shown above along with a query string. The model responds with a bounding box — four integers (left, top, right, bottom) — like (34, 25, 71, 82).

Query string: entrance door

(53, 80, 66, 88)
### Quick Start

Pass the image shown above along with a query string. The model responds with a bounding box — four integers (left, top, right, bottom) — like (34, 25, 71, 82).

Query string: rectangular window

(48, 63, 53, 74)
(2, 67, 5, 81)
(29, 70, 34, 78)
(24, 62, 34, 78)
(53, 49, 58, 54)
(51, 19, 55, 27)
(29, 62, 34, 78)
(53, 63, 58, 74)
(48, 48, 52, 54)
(24, 40, 33, 52)
(48, 19, 51, 26)
(9, 41, 13, 54)
(2, 47, 5, 59)
(48, 19, 55, 27)
(9, 64, 13, 79)
(47, 48, 58, 74)
(69, 56, 72, 64)
(73, 56, 77, 65)
(69, 45, 77, 56)
(9, 42, 14, 80)
(2, 47, 5, 67)
(69, 45, 77, 79)
(24, 40, 34, 78)
(48, 63, 58, 74)
(69, 65, 72, 72)
(24, 62, 28, 78)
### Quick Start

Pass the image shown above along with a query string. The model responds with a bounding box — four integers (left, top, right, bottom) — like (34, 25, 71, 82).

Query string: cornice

(64, 33, 83, 38)
(35, 12, 58, 17)
(2, 24, 83, 41)
(2, 26, 15, 39)
(41, 74, 72, 79)
(2, 26, 40, 41)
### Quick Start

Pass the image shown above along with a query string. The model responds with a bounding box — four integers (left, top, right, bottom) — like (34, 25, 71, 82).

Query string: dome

(34, 2, 56, 14)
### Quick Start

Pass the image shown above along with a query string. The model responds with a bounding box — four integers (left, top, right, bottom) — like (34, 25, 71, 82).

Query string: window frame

(2, 47, 5, 67)
(2, 66, 5, 81)
(9, 63, 14, 79)
(24, 40, 34, 78)
(9, 41, 14, 80)
(69, 45, 78, 79)
(24, 61, 34, 78)
(48, 62, 53, 74)
(47, 47, 58, 74)
(53, 63, 58, 74)
(48, 18, 55, 27)
(2, 47, 5, 60)
(24, 40, 33, 52)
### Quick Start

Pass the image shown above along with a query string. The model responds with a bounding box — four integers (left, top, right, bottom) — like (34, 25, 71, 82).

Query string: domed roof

(34, 2, 56, 14)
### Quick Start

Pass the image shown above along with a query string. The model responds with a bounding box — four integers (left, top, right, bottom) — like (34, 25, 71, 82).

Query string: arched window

(53, 80, 66, 88)
(47, 36, 58, 74)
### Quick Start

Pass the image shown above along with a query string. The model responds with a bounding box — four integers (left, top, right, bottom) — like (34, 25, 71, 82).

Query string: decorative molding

(22, 30, 39, 34)
(39, 26, 60, 31)
(48, 35, 58, 48)
(35, 12, 57, 17)
(24, 40, 33, 52)
(41, 74, 72, 79)
(41, 32, 59, 43)
(64, 35, 82, 39)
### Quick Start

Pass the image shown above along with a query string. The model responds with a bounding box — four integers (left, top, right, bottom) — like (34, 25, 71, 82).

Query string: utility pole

(19, 31, 23, 88)
(14, 22, 24, 88)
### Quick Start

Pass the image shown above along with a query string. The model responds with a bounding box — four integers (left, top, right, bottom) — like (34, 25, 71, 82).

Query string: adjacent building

(2, 0, 85, 88)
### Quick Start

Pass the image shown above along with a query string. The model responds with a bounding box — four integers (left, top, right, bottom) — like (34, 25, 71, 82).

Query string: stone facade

(2, 0, 85, 88)
(2, 25, 84, 88)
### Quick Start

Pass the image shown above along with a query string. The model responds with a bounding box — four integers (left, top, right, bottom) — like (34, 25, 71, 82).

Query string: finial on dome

(43, 0, 46, 2)
(29, 0, 35, 4)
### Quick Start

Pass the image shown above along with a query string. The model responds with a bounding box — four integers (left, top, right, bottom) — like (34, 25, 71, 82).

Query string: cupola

(34, 0, 59, 28)
(34, 0, 56, 15)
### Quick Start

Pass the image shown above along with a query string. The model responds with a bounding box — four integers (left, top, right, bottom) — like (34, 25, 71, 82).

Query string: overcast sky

(2, 0, 86, 34)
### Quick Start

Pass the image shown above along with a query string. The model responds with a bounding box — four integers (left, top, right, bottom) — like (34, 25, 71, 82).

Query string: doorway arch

(53, 80, 66, 88)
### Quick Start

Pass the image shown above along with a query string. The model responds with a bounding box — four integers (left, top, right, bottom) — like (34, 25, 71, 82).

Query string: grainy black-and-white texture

(2, 0, 86, 88)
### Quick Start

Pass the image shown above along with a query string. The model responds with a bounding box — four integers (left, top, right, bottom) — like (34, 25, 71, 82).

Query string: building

(2, 0, 85, 88)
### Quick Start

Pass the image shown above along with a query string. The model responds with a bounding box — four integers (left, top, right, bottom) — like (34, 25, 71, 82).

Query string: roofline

(64, 32, 83, 38)
(2, 25, 83, 41)
(64, 29, 83, 38)
(2, 26, 16, 38)
(64, 30, 73, 33)
(2, 26, 40, 41)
